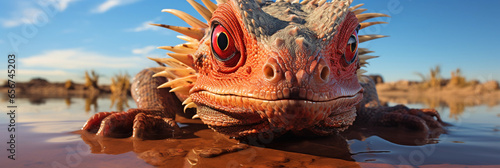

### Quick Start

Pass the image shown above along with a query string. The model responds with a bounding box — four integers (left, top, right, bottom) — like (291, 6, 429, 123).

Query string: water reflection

(84, 95, 99, 113)
(65, 97, 72, 107)
(7, 92, 134, 116)
(378, 93, 500, 119)
(29, 97, 47, 105)
(77, 114, 444, 167)
(2, 94, 499, 167)
(78, 126, 356, 167)
(110, 93, 129, 112)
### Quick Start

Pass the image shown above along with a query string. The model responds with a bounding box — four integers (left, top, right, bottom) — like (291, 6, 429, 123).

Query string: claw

(415, 108, 445, 123)
(82, 112, 116, 133)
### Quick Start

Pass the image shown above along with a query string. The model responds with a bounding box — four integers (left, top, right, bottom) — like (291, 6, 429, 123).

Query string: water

(1, 95, 499, 167)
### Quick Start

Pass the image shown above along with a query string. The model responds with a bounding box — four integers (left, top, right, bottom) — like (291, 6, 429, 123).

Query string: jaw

(191, 89, 363, 138)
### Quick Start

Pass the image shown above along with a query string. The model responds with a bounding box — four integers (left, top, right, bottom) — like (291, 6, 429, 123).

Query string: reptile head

(151, 0, 388, 138)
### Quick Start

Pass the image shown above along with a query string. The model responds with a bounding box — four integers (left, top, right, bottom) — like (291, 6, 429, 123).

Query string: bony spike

(177, 35, 199, 43)
(192, 114, 200, 119)
(182, 97, 193, 105)
(159, 75, 197, 89)
(215, 0, 227, 5)
(358, 35, 387, 43)
(318, 0, 326, 6)
(161, 9, 208, 28)
(169, 84, 193, 95)
(360, 21, 388, 29)
(352, 8, 367, 15)
(167, 53, 195, 69)
(349, 3, 364, 11)
(184, 102, 197, 113)
(356, 13, 390, 23)
(150, 24, 205, 40)
(201, 0, 217, 13)
(158, 45, 196, 54)
(186, 0, 212, 22)
(152, 70, 175, 79)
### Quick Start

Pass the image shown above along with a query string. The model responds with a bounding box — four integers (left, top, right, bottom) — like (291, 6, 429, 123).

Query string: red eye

(211, 24, 240, 67)
(343, 31, 358, 64)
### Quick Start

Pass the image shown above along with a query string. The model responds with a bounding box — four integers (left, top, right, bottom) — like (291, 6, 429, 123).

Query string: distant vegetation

(65, 80, 75, 90)
(447, 68, 475, 88)
(110, 73, 131, 96)
(84, 70, 100, 90)
(412, 65, 486, 89)
(377, 65, 499, 94)
(110, 73, 132, 112)
(414, 65, 443, 89)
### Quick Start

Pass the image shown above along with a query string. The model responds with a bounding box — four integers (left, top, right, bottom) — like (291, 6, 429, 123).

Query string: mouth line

(193, 89, 362, 103)
(192, 89, 363, 127)
(192, 90, 363, 116)
(192, 89, 362, 137)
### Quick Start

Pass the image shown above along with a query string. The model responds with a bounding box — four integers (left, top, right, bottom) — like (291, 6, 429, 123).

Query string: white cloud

(132, 45, 156, 55)
(128, 20, 160, 32)
(1, 8, 44, 28)
(92, 0, 139, 13)
(20, 69, 74, 77)
(0, 0, 78, 28)
(21, 48, 145, 69)
(16, 48, 161, 84)
(54, 0, 75, 11)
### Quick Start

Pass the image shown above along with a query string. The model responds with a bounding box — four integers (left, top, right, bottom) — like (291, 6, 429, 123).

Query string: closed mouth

(191, 88, 362, 128)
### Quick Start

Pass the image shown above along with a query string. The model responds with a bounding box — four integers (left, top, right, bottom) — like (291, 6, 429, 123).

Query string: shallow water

(1, 95, 500, 167)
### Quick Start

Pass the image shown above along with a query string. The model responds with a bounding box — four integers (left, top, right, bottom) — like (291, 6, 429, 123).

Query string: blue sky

(1, 0, 499, 84)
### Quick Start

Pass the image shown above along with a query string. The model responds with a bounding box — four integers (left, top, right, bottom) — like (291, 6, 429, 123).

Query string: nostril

(320, 65, 330, 81)
(264, 64, 275, 80)
(263, 57, 282, 83)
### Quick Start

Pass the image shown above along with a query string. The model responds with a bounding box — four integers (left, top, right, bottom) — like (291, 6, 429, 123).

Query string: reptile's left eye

(211, 24, 240, 67)
(343, 31, 358, 65)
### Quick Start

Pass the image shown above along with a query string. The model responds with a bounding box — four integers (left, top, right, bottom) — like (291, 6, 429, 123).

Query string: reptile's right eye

(211, 24, 240, 67)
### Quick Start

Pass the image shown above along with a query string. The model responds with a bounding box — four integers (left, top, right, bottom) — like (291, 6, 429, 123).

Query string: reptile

(82, 0, 444, 140)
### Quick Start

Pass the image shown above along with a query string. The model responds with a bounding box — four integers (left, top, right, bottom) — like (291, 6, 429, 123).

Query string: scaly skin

(83, 0, 444, 139)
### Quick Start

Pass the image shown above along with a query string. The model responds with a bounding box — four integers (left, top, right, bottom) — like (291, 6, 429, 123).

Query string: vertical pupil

(350, 42, 356, 52)
(217, 32, 229, 51)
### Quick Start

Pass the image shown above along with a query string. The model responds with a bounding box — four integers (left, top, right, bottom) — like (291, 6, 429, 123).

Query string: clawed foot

(359, 105, 447, 133)
(82, 108, 180, 139)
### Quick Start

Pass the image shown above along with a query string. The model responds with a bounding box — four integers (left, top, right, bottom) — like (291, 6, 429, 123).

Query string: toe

(82, 112, 115, 133)
(133, 113, 179, 140)
(96, 112, 136, 138)
(380, 112, 430, 131)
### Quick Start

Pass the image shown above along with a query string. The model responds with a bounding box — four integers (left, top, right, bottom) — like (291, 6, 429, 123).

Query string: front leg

(355, 77, 446, 132)
(356, 105, 444, 133)
(82, 68, 184, 139)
